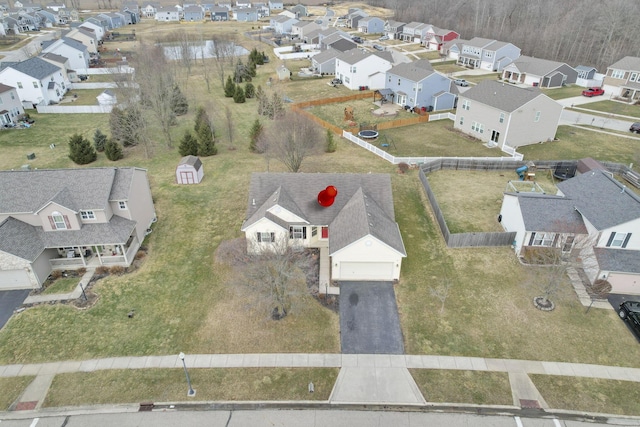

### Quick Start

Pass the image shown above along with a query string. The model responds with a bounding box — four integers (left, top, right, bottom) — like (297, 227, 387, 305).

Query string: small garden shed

(176, 155, 203, 184)
(96, 89, 117, 106)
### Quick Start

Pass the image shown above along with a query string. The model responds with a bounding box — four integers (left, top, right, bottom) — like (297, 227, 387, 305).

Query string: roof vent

(621, 185, 626, 194)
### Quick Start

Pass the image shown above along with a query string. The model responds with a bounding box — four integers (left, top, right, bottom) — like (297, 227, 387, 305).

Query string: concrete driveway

(0, 289, 29, 330)
(339, 282, 404, 354)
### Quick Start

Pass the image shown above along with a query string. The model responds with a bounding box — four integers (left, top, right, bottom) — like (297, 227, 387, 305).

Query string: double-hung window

(289, 226, 306, 239)
(607, 232, 631, 248)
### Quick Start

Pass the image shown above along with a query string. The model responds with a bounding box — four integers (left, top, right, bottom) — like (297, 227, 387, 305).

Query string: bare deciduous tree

(261, 111, 323, 172)
(224, 105, 235, 149)
(209, 34, 238, 87)
(429, 275, 453, 314)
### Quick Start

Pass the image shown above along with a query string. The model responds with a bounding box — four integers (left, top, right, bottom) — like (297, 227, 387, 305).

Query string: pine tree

(93, 129, 107, 152)
(104, 139, 124, 161)
(194, 106, 208, 135)
(325, 129, 337, 153)
(171, 84, 189, 116)
(198, 119, 217, 156)
(249, 118, 262, 152)
(68, 133, 97, 165)
(178, 131, 199, 156)
(245, 82, 255, 99)
(224, 75, 236, 97)
(233, 85, 246, 103)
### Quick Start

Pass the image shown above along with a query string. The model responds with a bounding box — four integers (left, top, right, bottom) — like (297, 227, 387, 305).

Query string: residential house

(384, 59, 456, 111)
(13, 0, 40, 10)
(604, 56, 640, 101)
(41, 37, 90, 74)
(311, 48, 340, 75)
(64, 27, 98, 54)
(210, 6, 229, 20)
(45, 1, 66, 12)
(14, 11, 40, 31)
(335, 48, 393, 90)
(85, 16, 110, 34)
(424, 26, 459, 51)
(253, 2, 269, 18)
(183, 5, 204, 21)
(289, 4, 306, 18)
(40, 52, 75, 84)
(502, 55, 578, 88)
(234, 7, 258, 22)
(57, 7, 79, 22)
(78, 21, 105, 41)
(235, 0, 251, 8)
(2, 17, 20, 35)
(291, 20, 320, 39)
(270, 14, 297, 34)
(121, 2, 140, 23)
(0, 57, 67, 107)
(454, 80, 562, 149)
(155, 6, 180, 21)
(97, 12, 125, 29)
(268, 0, 282, 10)
(458, 37, 520, 72)
(383, 19, 405, 40)
(575, 65, 602, 88)
(35, 10, 57, 28)
(315, 27, 350, 46)
(218, 1, 232, 10)
(322, 35, 356, 53)
(344, 8, 367, 29)
(357, 16, 384, 34)
(499, 169, 640, 295)
(0, 167, 156, 290)
(141, 2, 160, 18)
(241, 173, 406, 282)
(400, 22, 429, 43)
(0, 83, 24, 126)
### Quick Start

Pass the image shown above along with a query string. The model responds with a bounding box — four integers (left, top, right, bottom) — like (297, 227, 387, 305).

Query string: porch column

(78, 246, 87, 267)
(96, 247, 103, 265)
(121, 244, 129, 265)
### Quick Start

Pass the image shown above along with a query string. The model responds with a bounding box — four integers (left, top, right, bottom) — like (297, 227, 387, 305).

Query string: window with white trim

(471, 121, 484, 133)
(33, 81, 39, 88)
(17, 82, 23, 89)
(461, 100, 470, 110)
(611, 69, 625, 79)
(289, 225, 306, 239)
(52, 212, 67, 230)
(630, 73, 638, 82)
(257, 232, 275, 242)
(534, 111, 541, 122)
(499, 112, 505, 123)
(459, 116, 464, 125)
(118, 201, 127, 210)
(531, 232, 555, 247)
(607, 232, 630, 248)
(80, 210, 95, 220)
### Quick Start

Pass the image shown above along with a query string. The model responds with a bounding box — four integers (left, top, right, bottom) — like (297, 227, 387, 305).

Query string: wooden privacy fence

(292, 91, 374, 109)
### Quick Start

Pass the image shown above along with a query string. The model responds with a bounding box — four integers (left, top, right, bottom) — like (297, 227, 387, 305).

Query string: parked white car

(453, 79, 469, 87)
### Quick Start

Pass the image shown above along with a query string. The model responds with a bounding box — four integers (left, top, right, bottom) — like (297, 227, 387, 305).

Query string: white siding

(499, 194, 525, 253)
(331, 235, 403, 281)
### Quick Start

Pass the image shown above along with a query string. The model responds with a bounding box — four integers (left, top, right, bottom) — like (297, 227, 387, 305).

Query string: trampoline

(358, 130, 379, 139)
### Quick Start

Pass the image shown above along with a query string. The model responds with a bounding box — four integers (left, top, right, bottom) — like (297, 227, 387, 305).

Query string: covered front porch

(619, 85, 640, 102)
(502, 70, 525, 84)
(458, 56, 480, 68)
(49, 234, 140, 270)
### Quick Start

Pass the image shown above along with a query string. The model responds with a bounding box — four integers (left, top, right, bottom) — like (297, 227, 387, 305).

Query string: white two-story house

(0, 57, 67, 107)
(335, 48, 393, 90)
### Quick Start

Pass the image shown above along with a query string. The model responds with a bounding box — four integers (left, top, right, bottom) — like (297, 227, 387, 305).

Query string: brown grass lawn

(454, 73, 500, 85)
(425, 170, 558, 233)
(432, 63, 467, 75)
(540, 85, 585, 100)
(63, 89, 106, 106)
(410, 369, 512, 405)
(577, 100, 640, 118)
(0, 376, 34, 410)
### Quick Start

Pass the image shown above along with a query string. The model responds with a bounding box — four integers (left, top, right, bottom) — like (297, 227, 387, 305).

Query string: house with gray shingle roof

(311, 48, 340, 75)
(0, 82, 24, 125)
(458, 37, 520, 72)
(454, 80, 562, 149)
(384, 59, 456, 111)
(241, 173, 406, 282)
(383, 19, 405, 40)
(41, 37, 90, 74)
(0, 57, 67, 106)
(357, 16, 384, 34)
(335, 48, 393, 90)
(0, 167, 156, 290)
(500, 169, 640, 294)
(604, 56, 640, 101)
(502, 55, 578, 88)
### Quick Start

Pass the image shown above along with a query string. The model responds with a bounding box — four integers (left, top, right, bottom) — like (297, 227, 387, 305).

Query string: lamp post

(178, 352, 196, 397)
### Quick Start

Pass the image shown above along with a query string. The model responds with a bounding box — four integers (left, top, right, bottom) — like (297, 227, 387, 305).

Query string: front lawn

(0, 377, 34, 410)
(410, 369, 512, 405)
(576, 100, 640, 118)
(41, 276, 80, 295)
(540, 85, 585, 100)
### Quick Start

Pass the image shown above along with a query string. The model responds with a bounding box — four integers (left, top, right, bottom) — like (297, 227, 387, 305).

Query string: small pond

(162, 41, 249, 60)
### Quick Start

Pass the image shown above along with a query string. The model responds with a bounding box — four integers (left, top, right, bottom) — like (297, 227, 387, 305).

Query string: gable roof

(312, 48, 340, 64)
(41, 52, 68, 64)
(608, 56, 640, 71)
(179, 155, 202, 170)
(0, 82, 16, 93)
(242, 173, 405, 255)
(1, 57, 60, 79)
(0, 168, 140, 214)
(461, 80, 546, 112)
(511, 193, 586, 233)
(509, 55, 569, 76)
(556, 170, 640, 230)
(387, 59, 434, 81)
(327, 37, 356, 52)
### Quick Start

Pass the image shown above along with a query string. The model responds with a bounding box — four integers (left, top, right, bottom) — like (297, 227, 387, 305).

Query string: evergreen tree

(198, 119, 217, 156)
(93, 129, 107, 152)
(224, 75, 236, 97)
(245, 82, 255, 99)
(249, 118, 263, 153)
(104, 139, 124, 161)
(233, 85, 246, 103)
(178, 131, 199, 156)
(68, 133, 97, 165)
(194, 106, 208, 135)
(325, 129, 337, 153)
(109, 106, 140, 147)
(170, 84, 189, 116)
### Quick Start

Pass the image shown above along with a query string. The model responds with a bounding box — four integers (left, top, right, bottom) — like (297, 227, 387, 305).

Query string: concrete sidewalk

(4, 353, 640, 413)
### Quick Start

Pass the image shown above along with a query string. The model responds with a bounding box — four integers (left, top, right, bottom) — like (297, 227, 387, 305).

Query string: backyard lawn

(575, 99, 640, 118)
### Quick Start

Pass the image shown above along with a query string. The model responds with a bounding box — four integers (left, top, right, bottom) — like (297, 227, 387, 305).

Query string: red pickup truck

(582, 87, 605, 97)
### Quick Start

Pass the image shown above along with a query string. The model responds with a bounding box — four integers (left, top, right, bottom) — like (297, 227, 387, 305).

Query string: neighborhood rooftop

(0, 57, 60, 80)
(461, 80, 543, 112)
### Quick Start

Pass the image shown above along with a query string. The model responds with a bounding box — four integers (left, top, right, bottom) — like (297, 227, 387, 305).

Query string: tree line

(366, 0, 640, 71)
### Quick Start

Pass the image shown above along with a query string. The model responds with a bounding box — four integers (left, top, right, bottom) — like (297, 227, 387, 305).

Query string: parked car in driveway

(329, 78, 342, 86)
(372, 44, 384, 51)
(453, 79, 468, 87)
(582, 87, 605, 97)
(378, 35, 389, 41)
(619, 300, 640, 339)
(630, 122, 640, 133)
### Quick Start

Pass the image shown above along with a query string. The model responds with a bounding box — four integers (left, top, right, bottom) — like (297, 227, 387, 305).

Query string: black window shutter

(302, 227, 307, 239)
(289, 227, 293, 238)
(528, 232, 535, 246)
(606, 233, 615, 247)
(622, 234, 631, 248)
(552, 234, 559, 247)
(270, 232, 275, 242)
(257, 232, 262, 242)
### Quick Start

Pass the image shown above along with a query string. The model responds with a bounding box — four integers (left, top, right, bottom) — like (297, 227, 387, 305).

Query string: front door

(396, 94, 406, 106)
(180, 171, 195, 184)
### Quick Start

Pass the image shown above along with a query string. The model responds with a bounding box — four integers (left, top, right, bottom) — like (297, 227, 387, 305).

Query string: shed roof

(179, 155, 202, 170)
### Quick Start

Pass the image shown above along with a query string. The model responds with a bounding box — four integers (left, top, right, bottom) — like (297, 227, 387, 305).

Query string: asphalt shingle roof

(556, 170, 640, 230)
(513, 193, 586, 233)
(509, 55, 567, 77)
(594, 248, 640, 274)
(242, 173, 405, 256)
(3, 57, 60, 79)
(387, 60, 434, 82)
(461, 80, 545, 112)
(608, 56, 640, 72)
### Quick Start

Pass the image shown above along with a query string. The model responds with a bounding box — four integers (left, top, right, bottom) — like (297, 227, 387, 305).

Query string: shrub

(224, 76, 236, 97)
(104, 139, 124, 161)
(68, 133, 97, 165)
(179, 131, 199, 156)
(77, 267, 87, 275)
(93, 129, 107, 152)
(233, 85, 246, 103)
(245, 82, 255, 99)
(109, 266, 125, 275)
(398, 162, 409, 174)
(171, 84, 189, 115)
(50, 270, 63, 279)
(96, 266, 110, 275)
(325, 129, 337, 153)
(135, 250, 146, 260)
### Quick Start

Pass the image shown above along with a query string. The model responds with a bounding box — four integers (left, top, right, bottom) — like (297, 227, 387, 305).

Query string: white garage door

(339, 262, 394, 281)
(608, 273, 640, 295)
(0, 269, 31, 290)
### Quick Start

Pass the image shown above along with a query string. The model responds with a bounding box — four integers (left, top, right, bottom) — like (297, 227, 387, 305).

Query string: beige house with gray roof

(604, 56, 640, 101)
(454, 80, 563, 149)
(0, 167, 156, 290)
(241, 173, 406, 282)
(502, 55, 578, 88)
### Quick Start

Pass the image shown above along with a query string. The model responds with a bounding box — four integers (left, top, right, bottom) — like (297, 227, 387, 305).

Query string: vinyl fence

(36, 105, 113, 114)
